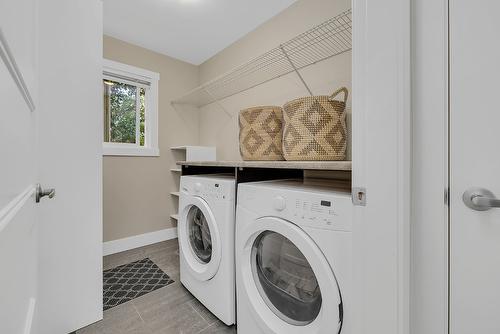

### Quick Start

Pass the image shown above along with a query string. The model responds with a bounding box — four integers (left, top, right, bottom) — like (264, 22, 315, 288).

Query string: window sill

(103, 144, 159, 157)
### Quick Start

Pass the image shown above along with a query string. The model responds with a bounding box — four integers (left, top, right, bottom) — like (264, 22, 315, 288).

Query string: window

(102, 59, 159, 156)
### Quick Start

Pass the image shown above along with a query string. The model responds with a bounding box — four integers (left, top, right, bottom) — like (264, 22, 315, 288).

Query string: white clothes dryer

(179, 174, 236, 325)
(236, 179, 352, 334)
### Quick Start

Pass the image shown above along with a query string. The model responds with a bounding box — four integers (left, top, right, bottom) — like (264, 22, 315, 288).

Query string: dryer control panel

(285, 193, 352, 231)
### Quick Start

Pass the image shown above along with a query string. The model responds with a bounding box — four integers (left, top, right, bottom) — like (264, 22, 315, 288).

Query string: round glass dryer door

(252, 231, 322, 326)
(187, 205, 212, 264)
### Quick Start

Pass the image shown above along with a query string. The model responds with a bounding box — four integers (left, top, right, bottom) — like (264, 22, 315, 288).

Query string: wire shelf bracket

(171, 9, 352, 108)
(203, 87, 232, 118)
(279, 44, 314, 96)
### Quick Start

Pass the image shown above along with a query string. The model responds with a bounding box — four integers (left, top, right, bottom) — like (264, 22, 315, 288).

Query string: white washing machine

(179, 174, 236, 325)
(236, 179, 352, 334)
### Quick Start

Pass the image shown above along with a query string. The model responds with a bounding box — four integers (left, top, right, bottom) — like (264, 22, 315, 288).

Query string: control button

(273, 196, 286, 211)
(194, 183, 202, 193)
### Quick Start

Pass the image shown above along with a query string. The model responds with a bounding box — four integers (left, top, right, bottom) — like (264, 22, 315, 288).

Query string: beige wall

(198, 0, 352, 160)
(103, 36, 199, 242)
(103, 0, 351, 242)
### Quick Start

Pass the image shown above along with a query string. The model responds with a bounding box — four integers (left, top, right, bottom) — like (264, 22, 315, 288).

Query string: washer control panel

(185, 181, 231, 201)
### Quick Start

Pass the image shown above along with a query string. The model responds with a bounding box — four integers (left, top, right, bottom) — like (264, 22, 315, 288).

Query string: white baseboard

(103, 227, 178, 256)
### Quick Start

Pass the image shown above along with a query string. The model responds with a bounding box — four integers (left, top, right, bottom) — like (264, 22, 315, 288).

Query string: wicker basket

(239, 106, 284, 161)
(282, 87, 348, 161)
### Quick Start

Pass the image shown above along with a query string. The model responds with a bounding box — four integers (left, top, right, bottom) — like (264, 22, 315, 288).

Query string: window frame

(102, 59, 160, 157)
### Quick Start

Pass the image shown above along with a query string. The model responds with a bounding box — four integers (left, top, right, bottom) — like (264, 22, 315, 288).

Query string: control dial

(273, 196, 286, 211)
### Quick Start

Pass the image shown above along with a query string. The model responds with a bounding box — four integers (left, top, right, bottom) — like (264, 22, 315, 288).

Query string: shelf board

(170, 192, 180, 197)
(170, 145, 214, 150)
(170, 168, 182, 173)
(177, 160, 352, 171)
(171, 9, 352, 107)
(170, 214, 179, 220)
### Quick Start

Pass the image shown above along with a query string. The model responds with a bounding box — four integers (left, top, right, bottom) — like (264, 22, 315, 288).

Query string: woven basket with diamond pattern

(239, 106, 284, 161)
(282, 87, 348, 161)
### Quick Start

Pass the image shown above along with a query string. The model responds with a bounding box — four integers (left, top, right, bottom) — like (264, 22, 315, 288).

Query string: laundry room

(99, 0, 354, 331)
(7, 0, 483, 332)
(98, 0, 353, 332)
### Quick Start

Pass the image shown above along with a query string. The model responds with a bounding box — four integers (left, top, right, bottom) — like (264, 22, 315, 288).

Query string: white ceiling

(103, 0, 298, 65)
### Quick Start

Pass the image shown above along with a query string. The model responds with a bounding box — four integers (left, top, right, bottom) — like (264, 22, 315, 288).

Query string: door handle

(35, 183, 56, 203)
(463, 187, 500, 211)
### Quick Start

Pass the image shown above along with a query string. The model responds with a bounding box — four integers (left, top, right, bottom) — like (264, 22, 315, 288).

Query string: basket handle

(329, 87, 349, 103)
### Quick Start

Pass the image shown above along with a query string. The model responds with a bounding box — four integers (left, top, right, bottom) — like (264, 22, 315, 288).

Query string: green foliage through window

(103, 79, 146, 146)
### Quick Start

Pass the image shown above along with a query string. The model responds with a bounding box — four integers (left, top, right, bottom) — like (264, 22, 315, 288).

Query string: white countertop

(177, 160, 352, 171)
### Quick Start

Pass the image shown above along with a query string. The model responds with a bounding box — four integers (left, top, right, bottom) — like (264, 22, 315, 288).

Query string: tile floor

(77, 239, 236, 334)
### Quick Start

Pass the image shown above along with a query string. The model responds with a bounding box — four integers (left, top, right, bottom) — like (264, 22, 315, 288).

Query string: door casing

(410, 0, 449, 333)
(352, 0, 411, 333)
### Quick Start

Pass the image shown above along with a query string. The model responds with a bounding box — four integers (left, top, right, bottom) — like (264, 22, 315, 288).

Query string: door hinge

(352, 187, 367, 206)
(444, 187, 450, 206)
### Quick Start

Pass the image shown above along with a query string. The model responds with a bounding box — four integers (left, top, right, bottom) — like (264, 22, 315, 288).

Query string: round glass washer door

(252, 231, 322, 326)
(187, 206, 212, 264)
(239, 216, 342, 334)
(179, 195, 221, 281)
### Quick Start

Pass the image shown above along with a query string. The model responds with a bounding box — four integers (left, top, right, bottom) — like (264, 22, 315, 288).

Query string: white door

(0, 0, 39, 333)
(0, 0, 103, 333)
(450, 1, 500, 332)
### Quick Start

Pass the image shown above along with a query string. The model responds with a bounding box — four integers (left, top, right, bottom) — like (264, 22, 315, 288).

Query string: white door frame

(410, 0, 449, 333)
(352, 0, 411, 333)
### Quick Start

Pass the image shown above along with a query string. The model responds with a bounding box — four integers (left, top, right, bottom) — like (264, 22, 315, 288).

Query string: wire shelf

(172, 9, 352, 107)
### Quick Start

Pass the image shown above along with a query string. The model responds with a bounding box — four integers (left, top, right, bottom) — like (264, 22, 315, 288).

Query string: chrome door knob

(35, 183, 56, 203)
(463, 187, 500, 211)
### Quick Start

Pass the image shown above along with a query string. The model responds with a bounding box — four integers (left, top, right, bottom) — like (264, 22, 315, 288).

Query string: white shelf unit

(171, 9, 352, 107)
(171, 146, 217, 161)
(170, 146, 216, 221)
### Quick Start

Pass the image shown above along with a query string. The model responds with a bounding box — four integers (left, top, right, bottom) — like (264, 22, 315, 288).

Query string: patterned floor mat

(103, 258, 174, 310)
